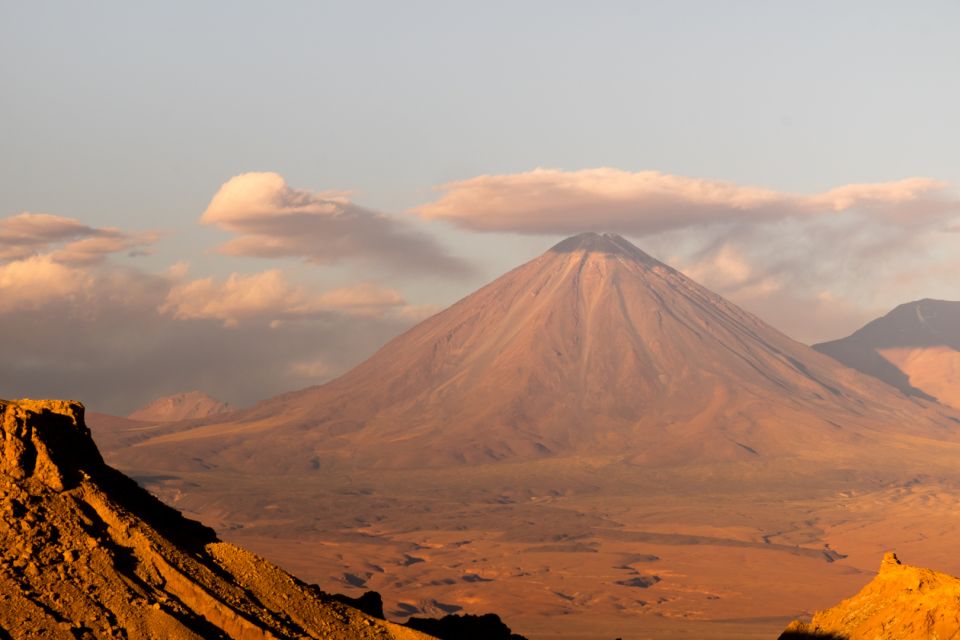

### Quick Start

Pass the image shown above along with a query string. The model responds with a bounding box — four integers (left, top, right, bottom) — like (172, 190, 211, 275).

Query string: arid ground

(93, 455, 960, 640)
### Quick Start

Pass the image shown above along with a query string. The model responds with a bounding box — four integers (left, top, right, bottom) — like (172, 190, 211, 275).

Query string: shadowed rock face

(1, 399, 102, 492)
(405, 613, 528, 640)
(779, 553, 960, 640)
(0, 398, 438, 640)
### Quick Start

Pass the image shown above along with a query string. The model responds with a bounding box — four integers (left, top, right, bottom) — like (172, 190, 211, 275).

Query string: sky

(1, 1, 959, 413)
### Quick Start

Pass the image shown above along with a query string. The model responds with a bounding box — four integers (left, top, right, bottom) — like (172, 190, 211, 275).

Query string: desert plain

(90, 445, 960, 639)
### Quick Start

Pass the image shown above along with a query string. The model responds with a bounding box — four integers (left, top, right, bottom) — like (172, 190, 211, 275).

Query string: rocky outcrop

(1, 399, 100, 492)
(405, 613, 528, 640)
(779, 552, 960, 639)
(0, 398, 436, 640)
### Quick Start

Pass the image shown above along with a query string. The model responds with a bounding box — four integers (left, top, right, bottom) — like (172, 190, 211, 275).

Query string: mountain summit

(127, 391, 231, 422)
(108, 233, 955, 473)
(548, 231, 661, 263)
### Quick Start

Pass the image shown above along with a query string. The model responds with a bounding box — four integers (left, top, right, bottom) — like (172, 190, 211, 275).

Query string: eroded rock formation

(0, 398, 435, 639)
(780, 552, 960, 639)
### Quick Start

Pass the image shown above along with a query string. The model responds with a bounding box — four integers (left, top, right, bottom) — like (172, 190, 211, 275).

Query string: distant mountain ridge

(127, 391, 231, 422)
(815, 299, 960, 409)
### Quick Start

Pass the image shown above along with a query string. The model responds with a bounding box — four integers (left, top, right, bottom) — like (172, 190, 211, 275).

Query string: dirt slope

(815, 299, 960, 410)
(780, 552, 960, 639)
(0, 398, 436, 640)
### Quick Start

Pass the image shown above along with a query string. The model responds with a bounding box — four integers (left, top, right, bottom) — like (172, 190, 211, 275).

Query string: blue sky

(1, 2, 959, 411)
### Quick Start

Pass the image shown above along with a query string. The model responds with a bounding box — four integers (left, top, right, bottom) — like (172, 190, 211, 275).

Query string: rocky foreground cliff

(0, 398, 453, 639)
(780, 552, 960, 639)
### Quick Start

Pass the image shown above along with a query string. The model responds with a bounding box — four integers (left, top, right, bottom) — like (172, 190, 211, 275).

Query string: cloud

(0, 210, 424, 414)
(201, 172, 472, 276)
(0, 282, 413, 415)
(0, 212, 158, 263)
(660, 205, 959, 344)
(51, 231, 160, 265)
(671, 239, 879, 344)
(287, 358, 336, 380)
(680, 243, 782, 300)
(733, 288, 881, 346)
(0, 252, 417, 415)
(414, 168, 959, 234)
(0, 212, 95, 244)
(160, 269, 406, 327)
(0, 255, 94, 313)
(0, 213, 95, 260)
(0, 250, 173, 320)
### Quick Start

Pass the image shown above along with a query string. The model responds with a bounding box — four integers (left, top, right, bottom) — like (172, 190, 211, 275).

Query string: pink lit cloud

(0, 212, 158, 263)
(201, 172, 473, 276)
(160, 269, 407, 327)
(413, 168, 958, 234)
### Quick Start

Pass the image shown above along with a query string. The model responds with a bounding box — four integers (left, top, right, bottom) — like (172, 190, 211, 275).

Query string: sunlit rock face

(0, 398, 440, 640)
(780, 553, 960, 640)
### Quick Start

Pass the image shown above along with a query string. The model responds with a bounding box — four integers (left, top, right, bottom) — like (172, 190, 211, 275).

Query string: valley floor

(108, 457, 960, 640)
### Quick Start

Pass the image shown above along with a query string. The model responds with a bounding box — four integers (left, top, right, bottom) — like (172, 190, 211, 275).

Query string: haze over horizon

(2, 1, 959, 414)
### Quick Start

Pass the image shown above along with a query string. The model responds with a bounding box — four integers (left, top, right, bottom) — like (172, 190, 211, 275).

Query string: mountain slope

(106, 233, 958, 473)
(0, 398, 437, 640)
(815, 299, 960, 408)
(128, 391, 232, 422)
(780, 553, 960, 640)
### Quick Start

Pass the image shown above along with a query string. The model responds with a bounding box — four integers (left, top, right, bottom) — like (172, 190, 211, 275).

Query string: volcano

(106, 233, 956, 473)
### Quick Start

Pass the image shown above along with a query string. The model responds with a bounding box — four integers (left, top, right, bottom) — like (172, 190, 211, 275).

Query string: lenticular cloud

(413, 168, 958, 234)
